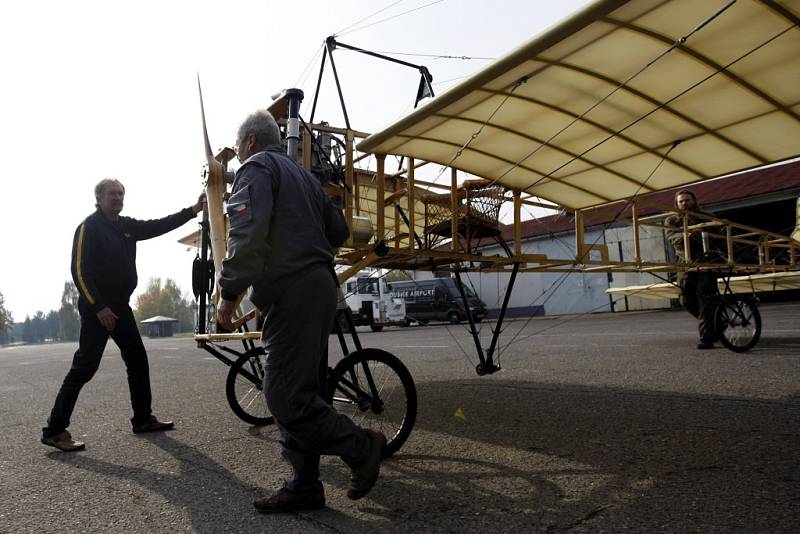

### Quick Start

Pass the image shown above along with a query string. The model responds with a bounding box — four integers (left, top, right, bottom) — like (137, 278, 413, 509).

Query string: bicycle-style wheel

(328, 348, 417, 457)
(715, 297, 762, 352)
(226, 349, 274, 426)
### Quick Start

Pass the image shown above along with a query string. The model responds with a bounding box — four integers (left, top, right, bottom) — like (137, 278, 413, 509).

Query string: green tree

(0, 291, 13, 343)
(22, 315, 33, 343)
(31, 311, 47, 343)
(0, 291, 13, 345)
(134, 278, 194, 332)
(45, 310, 60, 341)
(58, 281, 81, 341)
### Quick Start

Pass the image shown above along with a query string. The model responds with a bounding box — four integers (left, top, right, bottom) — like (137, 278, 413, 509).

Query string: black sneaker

(697, 341, 715, 350)
(253, 485, 325, 513)
(132, 416, 174, 434)
(347, 429, 387, 500)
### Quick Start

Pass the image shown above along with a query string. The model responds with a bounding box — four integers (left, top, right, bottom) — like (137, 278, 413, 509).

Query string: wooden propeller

(197, 76, 229, 285)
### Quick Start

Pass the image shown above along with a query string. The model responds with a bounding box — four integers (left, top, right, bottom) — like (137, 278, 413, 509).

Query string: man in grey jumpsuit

(216, 110, 386, 513)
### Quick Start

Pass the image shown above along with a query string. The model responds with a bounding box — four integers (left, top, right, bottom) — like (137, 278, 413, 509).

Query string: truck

(339, 271, 407, 332)
(388, 278, 488, 325)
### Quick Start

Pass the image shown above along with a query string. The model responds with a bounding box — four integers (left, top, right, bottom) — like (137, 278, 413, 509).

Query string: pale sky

(0, 0, 591, 321)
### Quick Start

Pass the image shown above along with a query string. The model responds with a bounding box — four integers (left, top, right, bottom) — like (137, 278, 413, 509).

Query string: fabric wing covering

(357, 0, 800, 211)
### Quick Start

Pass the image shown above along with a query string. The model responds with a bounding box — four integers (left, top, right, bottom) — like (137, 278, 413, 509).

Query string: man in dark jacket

(216, 110, 385, 513)
(665, 189, 719, 349)
(41, 179, 204, 451)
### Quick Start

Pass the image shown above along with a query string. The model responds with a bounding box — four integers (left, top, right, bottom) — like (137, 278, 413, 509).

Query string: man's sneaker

(697, 340, 715, 350)
(132, 416, 174, 434)
(347, 429, 387, 500)
(253, 485, 325, 513)
(41, 431, 85, 452)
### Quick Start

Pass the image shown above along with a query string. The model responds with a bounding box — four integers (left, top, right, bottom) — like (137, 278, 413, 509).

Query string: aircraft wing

(358, 0, 800, 210)
(607, 271, 800, 299)
(606, 282, 680, 300)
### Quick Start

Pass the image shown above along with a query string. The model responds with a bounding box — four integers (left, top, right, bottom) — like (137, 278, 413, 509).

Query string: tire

(225, 349, 274, 426)
(370, 324, 384, 332)
(714, 297, 762, 352)
(448, 311, 460, 324)
(328, 348, 417, 457)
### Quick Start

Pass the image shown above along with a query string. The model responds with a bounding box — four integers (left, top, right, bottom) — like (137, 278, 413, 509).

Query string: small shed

(140, 316, 179, 338)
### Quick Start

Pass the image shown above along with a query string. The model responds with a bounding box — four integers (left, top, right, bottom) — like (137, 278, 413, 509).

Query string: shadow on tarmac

(40, 379, 799, 532)
(364, 378, 800, 531)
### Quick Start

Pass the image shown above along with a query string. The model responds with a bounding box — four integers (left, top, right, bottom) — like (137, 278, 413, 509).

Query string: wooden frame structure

(262, 119, 799, 281)
(185, 0, 800, 364)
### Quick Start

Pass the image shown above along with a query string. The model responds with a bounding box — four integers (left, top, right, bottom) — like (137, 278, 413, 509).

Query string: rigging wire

(334, 0, 405, 37)
(336, 0, 446, 37)
(492, 142, 681, 360)
(433, 75, 469, 86)
(293, 43, 325, 90)
(370, 50, 495, 61)
(334, 268, 482, 369)
(428, 76, 528, 186)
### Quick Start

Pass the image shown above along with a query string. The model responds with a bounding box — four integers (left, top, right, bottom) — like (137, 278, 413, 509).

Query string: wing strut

(454, 261, 521, 376)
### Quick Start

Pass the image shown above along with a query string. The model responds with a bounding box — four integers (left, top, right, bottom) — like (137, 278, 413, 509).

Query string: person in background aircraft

(665, 189, 720, 350)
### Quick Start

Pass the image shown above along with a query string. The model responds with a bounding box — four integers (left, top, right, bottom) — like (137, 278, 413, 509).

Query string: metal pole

(453, 270, 492, 375)
(284, 88, 304, 161)
(309, 47, 328, 124)
(325, 37, 350, 129)
(484, 262, 520, 368)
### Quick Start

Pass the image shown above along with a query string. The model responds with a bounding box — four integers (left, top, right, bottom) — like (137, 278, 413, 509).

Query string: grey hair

(95, 178, 125, 198)
(236, 110, 281, 148)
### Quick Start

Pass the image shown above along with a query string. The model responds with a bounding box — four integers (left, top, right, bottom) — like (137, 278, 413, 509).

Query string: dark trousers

(262, 265, 369, 492)
(43, 303, 152, 437)
(679, 271, 719, 342)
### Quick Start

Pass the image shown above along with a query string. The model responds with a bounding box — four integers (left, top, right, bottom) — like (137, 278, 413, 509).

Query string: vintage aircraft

(183, 0, 800, 455)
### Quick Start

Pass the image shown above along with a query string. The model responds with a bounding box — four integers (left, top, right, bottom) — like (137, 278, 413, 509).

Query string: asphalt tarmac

(1, 302, 798, 533)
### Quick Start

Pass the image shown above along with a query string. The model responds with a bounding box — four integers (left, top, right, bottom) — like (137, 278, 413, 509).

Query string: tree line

(0, 278, 195, 346)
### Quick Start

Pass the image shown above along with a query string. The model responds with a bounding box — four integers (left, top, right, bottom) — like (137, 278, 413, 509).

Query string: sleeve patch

(227, 201, 252, 227)
(226, 184, 253, 228)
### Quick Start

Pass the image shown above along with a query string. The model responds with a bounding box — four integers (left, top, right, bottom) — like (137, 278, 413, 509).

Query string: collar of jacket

(242, 145, 285, 167)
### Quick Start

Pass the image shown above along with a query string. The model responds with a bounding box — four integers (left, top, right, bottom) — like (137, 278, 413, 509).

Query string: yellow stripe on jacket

(75, 223, 95, 305)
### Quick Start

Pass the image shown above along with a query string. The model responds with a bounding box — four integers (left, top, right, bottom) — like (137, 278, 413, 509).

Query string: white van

(340, 271, 406, 332)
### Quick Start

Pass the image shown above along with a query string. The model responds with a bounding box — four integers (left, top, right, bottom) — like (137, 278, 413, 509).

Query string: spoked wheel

(226, 349, 274, 426)
(328, 348, 417, 457)
(714, 297, 762, 352)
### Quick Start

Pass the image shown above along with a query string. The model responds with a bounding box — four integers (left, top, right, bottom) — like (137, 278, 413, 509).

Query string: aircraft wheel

(226, 349, 274, 426)
(328, 348, 417, 457)
(715, 297, 761, 352)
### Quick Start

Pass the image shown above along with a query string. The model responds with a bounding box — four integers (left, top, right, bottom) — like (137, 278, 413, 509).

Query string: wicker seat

(422, 180, 505, 243)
